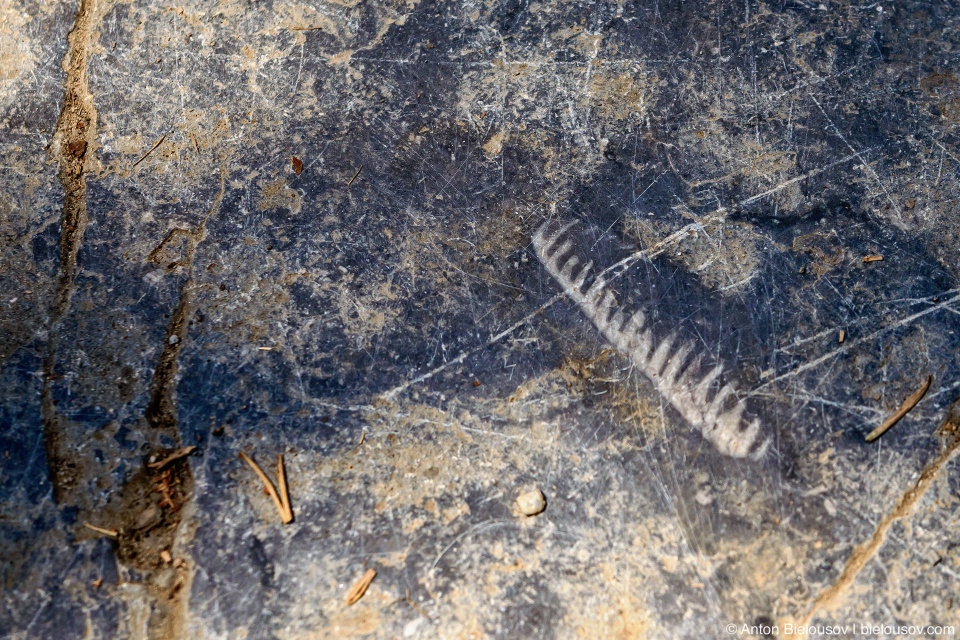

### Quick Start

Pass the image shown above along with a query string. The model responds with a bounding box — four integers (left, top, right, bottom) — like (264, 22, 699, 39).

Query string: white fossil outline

(533, 220, 769, 460)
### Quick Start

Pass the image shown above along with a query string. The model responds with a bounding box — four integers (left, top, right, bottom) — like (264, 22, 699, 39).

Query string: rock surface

(3, 0, 960, 638)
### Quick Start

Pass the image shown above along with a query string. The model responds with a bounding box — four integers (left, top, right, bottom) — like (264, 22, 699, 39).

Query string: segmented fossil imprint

(533, 220, 770, 460)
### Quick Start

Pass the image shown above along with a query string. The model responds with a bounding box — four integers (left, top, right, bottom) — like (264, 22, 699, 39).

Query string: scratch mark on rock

(752, 290, 960, 395)
(381, 294, 562, 402)
(810, 95, 906, 229)
(737, 149, 872, 207)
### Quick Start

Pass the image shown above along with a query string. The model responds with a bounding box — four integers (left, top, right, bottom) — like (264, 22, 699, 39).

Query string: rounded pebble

(516, 488, 546, 516)
(133, 503, 161, 531)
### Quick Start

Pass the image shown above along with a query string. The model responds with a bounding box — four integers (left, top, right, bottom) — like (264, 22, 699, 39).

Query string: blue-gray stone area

(3, 0, 960, 637)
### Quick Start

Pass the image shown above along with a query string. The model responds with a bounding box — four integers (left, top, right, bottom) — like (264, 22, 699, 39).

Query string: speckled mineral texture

(3, 0, 960, 638)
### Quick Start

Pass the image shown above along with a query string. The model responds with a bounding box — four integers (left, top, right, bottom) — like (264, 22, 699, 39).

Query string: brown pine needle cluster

(238, 452, 293, 524)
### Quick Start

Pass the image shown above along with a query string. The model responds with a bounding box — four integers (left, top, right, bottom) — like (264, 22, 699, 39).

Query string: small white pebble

(516, 488, 546, 516)
(403, 618, 424, 637)
(168, 335, 179, 345)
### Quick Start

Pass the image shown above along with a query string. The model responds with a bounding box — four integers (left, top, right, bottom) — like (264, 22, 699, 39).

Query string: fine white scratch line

(737, 149, 874, 207)
(753, 290, 960, 394)
(533, 220, 769, 459)
(379, 295, 562, 401)
(376, 208, 739, 403)
(810, 95, 906, 229)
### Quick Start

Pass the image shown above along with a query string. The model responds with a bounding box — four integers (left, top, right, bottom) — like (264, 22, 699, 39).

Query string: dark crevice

(37, 1, 223, 635)
(146, 173, 226, 434)
(41, 0, 97, 505)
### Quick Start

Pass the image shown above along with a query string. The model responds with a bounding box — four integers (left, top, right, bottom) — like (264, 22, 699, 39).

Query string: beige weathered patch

(571, 577, 652, 640)
(280, 602, 383, 639)
(626, 216, 765, 293)
(258, 178, 302, 215)
(585, 70, 654, 121)
(325, 605, 382, 637)
(272, 0, 340, 35)
(336, 282, 401, 348)
(273, 0, 420, 60)
(455, 53, 661, 180)
(0, 2, 37, 108)
(482, 130, 505, 156)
